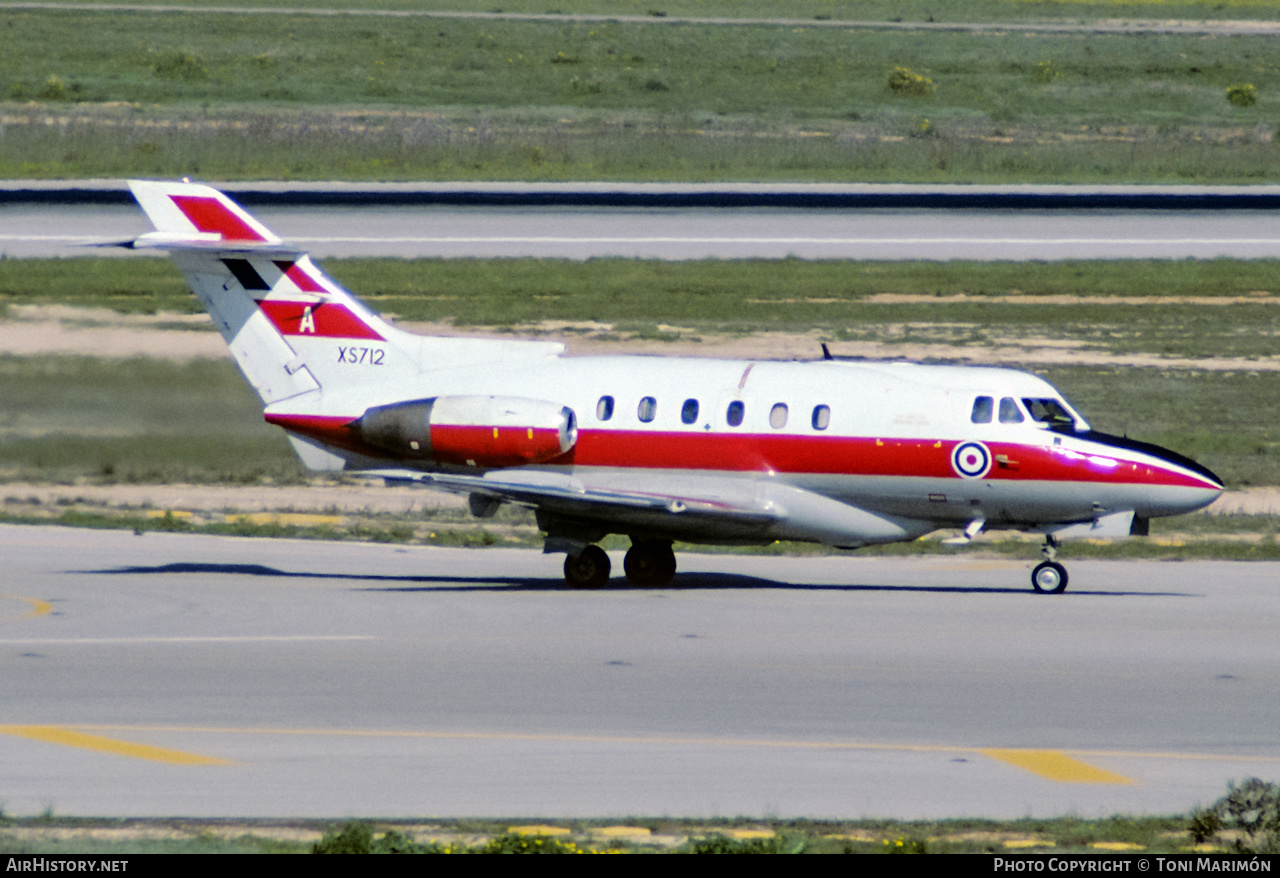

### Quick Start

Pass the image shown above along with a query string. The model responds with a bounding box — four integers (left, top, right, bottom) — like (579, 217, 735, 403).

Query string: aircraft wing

(373, 467, 781, 525)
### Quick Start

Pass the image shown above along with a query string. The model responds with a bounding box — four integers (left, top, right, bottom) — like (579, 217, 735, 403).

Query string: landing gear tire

(563, 545, 611, 588)
(623, 541, 677, 587)
(1031, 560, 1068, 594)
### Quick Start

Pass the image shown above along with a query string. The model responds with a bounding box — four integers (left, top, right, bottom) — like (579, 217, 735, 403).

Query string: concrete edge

(6, 180, 1280, 209)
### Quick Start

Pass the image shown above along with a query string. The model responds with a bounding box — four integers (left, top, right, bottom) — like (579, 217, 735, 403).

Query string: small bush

(478, 833, 583, 854)
(685, 834, 781, 854)
(153, 52, 207, 81)
(1226, 83, 1257, 107)
(887, 66, 933, 97)
(314, 823, 373, 854)
(883, 835, 928, 854)
(36, 77, 66, 101)
(1189, 778, 1280, 853)
(910, 117, 935, 138)
(1032, 60, 1059, 84)
(313, 823, 445, 854)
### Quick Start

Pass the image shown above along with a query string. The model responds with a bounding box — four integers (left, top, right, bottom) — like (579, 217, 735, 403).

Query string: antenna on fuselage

(820, 343, 834, 361)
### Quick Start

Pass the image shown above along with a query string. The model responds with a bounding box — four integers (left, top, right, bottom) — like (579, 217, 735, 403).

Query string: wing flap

(371, 468, 780, 524)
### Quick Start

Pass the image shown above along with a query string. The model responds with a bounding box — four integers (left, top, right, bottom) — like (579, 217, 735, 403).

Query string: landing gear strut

(563, 545, 611, 588)
(1031, 535, 1068, 594)
(623, 540, 677, 587)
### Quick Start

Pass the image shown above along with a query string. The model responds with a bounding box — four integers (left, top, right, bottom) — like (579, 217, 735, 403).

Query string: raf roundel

(951, 441, 992, 479)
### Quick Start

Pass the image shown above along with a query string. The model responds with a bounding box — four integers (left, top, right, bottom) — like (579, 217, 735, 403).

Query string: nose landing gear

(1031, 535, 1068, 594)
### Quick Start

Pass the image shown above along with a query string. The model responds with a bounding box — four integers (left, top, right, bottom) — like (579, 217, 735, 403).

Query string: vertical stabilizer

(127, 180, 419, 405)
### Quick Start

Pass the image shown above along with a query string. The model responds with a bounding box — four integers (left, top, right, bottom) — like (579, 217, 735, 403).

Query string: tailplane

(127, 180, 414, 405)
(125, 180, 568, 473)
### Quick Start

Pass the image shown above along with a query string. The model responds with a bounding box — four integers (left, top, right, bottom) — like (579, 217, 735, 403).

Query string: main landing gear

(1031, 535, 1068, 594)
(563, 545, 611, 588)
(562, 540, 678, 588)
(622, 540, 677, 587)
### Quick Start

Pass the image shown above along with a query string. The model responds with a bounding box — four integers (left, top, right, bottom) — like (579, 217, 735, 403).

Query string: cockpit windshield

(1022, 398, 1076, 432)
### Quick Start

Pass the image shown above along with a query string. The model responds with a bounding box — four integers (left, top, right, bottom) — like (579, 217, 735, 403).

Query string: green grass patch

(0, 810, 1245, 855)
(10, 254, 1280, 351)
(41, 0, 1280, 20)
(4, 256, 1280, 487)
(3, 7, 1280, 181)
(0, 355, 301, 483)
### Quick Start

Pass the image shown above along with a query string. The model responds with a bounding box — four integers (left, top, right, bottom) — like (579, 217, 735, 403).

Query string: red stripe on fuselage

(170, 195, 265, 242)
(262, 414, 1214, 490)
(256, 300, 385, 340)
(570, 432, 1211, 489)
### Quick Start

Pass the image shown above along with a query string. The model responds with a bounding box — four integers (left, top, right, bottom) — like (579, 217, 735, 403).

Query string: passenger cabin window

(971, 396, 993, 424)
(769, 403, 789, 429)
(637, 396, 657, 423)
(726, 401, 745, 427)
(596, 395, 614, 421)
(998, 397, 1025, 424)
(812, 405, 831, 430)
(681, 398, 700, 425)
(1023, 398, 1076, 432)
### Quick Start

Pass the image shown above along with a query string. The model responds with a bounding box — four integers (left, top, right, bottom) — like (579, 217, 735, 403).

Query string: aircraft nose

(1075, 429, 1223, 514)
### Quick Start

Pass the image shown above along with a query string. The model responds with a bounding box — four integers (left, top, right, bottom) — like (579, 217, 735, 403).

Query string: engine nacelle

(357, 395, 577, 467)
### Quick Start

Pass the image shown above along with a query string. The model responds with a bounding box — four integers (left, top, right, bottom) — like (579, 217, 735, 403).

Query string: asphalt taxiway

(6, 203, 1280, 260)
(2, 523, 1277, 818)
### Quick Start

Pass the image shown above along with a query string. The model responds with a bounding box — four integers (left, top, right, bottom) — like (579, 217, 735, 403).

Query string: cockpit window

(998, 397, 1025, 424)
(971, 396, 993, 424)
(1023, 398, 1076, 431)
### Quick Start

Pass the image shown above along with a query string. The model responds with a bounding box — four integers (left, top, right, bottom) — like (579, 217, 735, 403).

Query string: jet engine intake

(356, 395, 577, 468)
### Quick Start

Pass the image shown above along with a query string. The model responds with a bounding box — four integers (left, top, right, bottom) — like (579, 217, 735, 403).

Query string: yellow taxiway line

(13, 724, 1277, 784)
(0, 593, 53, 622)
(980, 749, 1132, 784)
(0, 725, 232, 766)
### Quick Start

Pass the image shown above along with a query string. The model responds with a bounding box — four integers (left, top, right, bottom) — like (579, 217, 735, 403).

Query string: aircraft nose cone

(1075, 429, 1223, 515)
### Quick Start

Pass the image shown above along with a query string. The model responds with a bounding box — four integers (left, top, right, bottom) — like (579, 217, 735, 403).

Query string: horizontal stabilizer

(94, 231, 304, 258)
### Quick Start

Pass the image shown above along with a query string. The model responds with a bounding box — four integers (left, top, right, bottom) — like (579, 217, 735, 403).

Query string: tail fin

(127, 180, 415, 405)
(126, 181, 568, 473)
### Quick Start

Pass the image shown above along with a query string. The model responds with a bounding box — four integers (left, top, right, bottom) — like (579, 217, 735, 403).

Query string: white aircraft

(119, 180, 1223, 593)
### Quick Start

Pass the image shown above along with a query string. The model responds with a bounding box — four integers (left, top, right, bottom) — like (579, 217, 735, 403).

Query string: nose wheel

(1031, 560, 1068, 594)
(1031, 536, 1068, 594)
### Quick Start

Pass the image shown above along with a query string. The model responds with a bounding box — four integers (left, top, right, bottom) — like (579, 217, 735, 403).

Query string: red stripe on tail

(257, 300, 385, 340)
(274, 261, 327, 293)
(170, 195, 265, 242)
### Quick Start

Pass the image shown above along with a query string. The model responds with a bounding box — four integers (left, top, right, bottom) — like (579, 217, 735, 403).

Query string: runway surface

(2, 523, 1277, 818)
(5, 203, 1280, 260)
